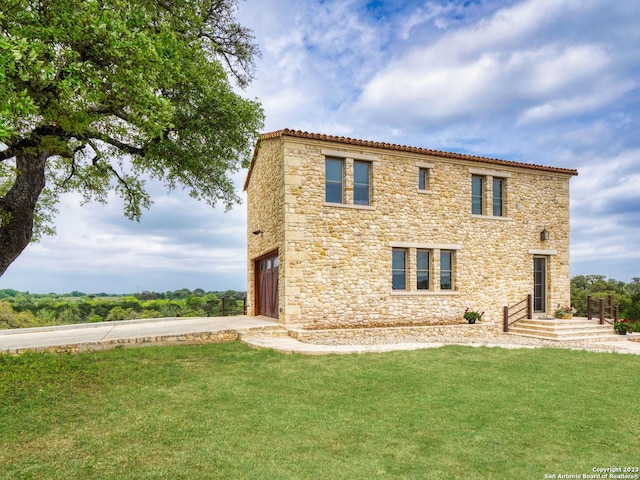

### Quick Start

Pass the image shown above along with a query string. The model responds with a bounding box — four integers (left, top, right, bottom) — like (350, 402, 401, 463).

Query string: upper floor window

(353, 161, 371, 206)
(418, 168, 429, 190)
(325, 158, 344, 203)
(323, 150, 378, 208)
(392, 248, 407, 290)
(416, 162, 434, 193)
(469, 169, 510, 218)
(493, 178, 504, 216)
(471, 176, 483, 215)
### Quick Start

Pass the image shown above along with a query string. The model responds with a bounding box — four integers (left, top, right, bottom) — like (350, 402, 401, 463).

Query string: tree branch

(198, 0, 258, 88)
(0, 0, 21, 18)
(57, 143, 91, 189)
(0, 146, 17, 162)
(97, 135, 145, 156)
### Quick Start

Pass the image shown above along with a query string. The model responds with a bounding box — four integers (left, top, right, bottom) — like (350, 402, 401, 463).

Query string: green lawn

(1, 343, 638, 479)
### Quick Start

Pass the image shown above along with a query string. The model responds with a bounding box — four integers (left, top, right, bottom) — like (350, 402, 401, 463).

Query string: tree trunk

(0, 149, 48, 276)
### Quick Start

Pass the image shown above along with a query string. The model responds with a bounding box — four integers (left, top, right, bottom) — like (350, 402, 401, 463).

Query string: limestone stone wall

(288, 323, 500, 343)
(245, 137, 285, 317)
(246, 133, 575, 329)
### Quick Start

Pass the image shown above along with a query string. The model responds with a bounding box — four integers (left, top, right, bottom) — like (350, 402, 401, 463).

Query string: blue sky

(1, 0, 639, 293)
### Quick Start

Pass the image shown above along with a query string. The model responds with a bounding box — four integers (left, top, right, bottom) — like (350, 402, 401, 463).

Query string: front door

(533, 257, 547, 313)
(256, 252, 279, 318)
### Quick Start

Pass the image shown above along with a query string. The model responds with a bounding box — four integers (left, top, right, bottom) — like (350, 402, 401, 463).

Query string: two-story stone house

(244, 129, 578, 330)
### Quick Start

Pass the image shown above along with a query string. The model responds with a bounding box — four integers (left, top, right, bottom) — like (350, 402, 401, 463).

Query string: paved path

(0, 316, 279, 354)
(2, 316, 640, 355)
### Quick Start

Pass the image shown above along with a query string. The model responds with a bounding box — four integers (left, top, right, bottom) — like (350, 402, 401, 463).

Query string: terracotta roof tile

(243, 128, 578, 191)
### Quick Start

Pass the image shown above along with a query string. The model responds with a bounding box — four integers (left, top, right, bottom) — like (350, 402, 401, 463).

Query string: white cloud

(0, 182, 249, 292)
(3, 0, 640, 293)
(517, 76, 636, 125)
(349, 0, 640, 132)
(522, 44, 609, 95)
(398, 3, 456, 39)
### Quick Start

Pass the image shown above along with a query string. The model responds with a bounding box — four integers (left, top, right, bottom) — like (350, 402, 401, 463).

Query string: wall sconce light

(252, 230, 263, 235)
(540, 228, 549, 241)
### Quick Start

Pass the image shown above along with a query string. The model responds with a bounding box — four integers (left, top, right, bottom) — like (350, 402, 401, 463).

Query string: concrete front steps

(507, 317, 622, 342)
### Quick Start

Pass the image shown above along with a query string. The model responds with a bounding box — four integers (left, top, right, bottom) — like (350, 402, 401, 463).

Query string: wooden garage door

(257, 252, 279, 318)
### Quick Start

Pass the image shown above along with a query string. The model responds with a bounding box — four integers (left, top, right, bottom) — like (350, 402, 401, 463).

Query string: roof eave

(243, 128, 579, 191)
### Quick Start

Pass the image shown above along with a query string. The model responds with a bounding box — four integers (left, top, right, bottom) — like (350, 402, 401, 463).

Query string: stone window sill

(471, 214, 511, 221)
(324, 202, 376, 211)
(391, 290, 461, 296)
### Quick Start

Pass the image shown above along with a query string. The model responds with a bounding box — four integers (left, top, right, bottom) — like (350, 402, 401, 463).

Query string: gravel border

(303, 332, 640, 354)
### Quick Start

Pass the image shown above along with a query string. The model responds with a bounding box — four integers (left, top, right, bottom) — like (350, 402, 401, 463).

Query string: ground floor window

(390, 244, 457, 292)
(416, 249, 430, 290)
(392, 248, 407, 290)
(440, 250, 454, 290)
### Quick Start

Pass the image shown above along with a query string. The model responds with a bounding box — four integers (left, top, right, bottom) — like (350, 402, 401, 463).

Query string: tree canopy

(570, 275, 640, 321)
(0, 0, 264, 275)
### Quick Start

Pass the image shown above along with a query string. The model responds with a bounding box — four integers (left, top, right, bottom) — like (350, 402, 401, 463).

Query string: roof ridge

(243, 128, 578, 191)
(267, 128, 578, 175)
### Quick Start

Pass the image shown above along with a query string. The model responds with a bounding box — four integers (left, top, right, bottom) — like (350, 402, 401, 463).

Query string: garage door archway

(255, 251, 279, 319)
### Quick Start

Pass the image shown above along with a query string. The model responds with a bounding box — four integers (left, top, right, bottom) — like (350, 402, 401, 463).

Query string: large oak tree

(0, 0, 264, 275)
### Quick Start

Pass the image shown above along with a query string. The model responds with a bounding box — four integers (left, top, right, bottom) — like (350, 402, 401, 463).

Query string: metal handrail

(503, 294, 532, 332)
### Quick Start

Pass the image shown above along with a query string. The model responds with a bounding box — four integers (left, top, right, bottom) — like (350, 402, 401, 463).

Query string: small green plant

(463, 308, 483, 323)
(614, 318, 632, 333)
(554, 305, 576, 318)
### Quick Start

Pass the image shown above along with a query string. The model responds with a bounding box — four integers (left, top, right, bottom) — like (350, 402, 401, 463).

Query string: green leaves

(0, 0, 263, 274)
(0, 35, 41, 141)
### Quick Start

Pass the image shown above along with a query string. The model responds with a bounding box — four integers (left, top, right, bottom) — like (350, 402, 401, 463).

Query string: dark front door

(533, 257, 547, 313)
(256, 252, 279, 318)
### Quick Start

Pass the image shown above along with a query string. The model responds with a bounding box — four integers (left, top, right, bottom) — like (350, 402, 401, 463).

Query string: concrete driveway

(0, 316, 280, 354)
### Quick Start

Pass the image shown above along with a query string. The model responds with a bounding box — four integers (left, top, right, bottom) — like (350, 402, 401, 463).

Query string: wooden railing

(586, 294, 619, 325)
(503, 295, 532, 332)
(219, 297, 247, 317)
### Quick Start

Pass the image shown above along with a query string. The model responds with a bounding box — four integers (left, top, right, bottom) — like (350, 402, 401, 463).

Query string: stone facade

(244, 129, 578, 331)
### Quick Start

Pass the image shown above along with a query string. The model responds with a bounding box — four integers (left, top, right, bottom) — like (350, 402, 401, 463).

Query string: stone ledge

(1, 330, 240, 355)
(287, 323, 502, 345)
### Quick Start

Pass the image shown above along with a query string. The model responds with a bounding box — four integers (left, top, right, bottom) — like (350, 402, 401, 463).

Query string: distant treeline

(0, 288, 247, 329)
(2, 275, 638, 330)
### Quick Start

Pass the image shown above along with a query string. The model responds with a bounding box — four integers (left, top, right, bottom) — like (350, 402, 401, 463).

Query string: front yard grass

(1, 342, 638, 479)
